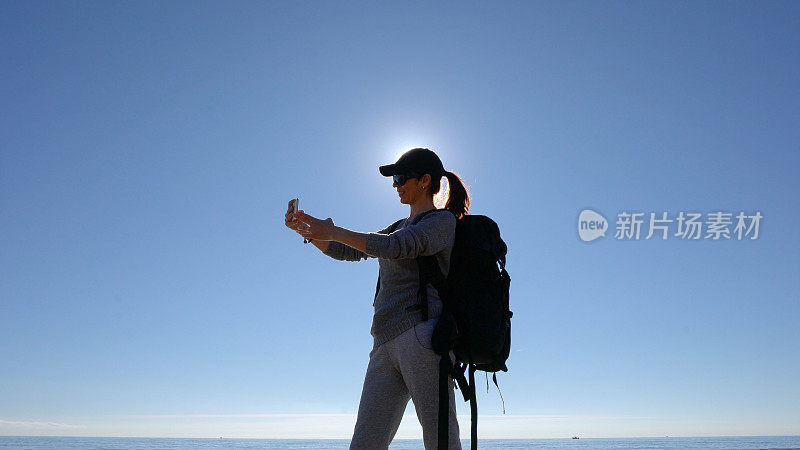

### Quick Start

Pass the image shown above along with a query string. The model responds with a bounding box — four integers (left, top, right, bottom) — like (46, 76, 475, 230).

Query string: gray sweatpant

(350, 318, 462, 450)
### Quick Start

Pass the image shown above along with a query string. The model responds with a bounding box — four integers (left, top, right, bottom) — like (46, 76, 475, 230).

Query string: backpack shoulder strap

(407, 209, 448, 320)
(415, 208, 452, 296)
(386, 217, 406, 234)
(373, 217, 408, 303)
(376, 209, 448, 305)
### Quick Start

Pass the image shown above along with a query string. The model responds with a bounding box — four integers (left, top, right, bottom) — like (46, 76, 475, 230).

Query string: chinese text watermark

(578, 209, 762, 242)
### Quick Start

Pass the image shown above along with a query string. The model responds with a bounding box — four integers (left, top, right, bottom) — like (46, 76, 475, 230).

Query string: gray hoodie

(323, 209, 457, 347)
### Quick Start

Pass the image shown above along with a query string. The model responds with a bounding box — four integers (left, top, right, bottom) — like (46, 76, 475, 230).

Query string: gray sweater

(323, 209, 457, 347)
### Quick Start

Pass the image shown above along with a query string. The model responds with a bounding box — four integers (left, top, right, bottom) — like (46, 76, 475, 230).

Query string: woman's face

(393, 173, 430, 204)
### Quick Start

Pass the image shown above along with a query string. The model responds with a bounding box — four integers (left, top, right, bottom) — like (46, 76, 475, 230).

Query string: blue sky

(1, 0, 798, 439)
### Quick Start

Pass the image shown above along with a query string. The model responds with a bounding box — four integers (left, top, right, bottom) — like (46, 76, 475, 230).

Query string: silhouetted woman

(285, 148, 469, 449)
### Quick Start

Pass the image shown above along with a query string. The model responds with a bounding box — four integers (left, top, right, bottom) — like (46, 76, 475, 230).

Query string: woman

(284, 147, 469, 450)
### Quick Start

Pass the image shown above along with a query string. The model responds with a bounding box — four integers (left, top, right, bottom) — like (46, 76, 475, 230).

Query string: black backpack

(374, 208, 512, 450)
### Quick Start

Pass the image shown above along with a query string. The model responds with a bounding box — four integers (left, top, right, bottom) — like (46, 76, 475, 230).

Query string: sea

(1, 436, 799, 449)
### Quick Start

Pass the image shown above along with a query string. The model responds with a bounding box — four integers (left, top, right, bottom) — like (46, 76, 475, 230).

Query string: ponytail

(430, 170, 469, 220)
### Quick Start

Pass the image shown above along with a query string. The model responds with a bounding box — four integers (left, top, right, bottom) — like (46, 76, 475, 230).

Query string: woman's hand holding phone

(285, 199, 302, 231)
(294, 211, 337, 241)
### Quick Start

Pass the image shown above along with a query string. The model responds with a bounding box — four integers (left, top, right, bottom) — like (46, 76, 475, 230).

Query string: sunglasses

(392, 173, 419, 186)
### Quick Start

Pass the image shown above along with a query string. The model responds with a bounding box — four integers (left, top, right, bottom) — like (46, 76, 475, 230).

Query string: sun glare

(389, 143, 422, 165)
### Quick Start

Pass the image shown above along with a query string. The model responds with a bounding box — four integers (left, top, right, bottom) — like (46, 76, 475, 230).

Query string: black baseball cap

(379, 148, 446, 177)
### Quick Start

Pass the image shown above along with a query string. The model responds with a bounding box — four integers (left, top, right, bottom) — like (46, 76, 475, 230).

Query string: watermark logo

(578, 209, 608, 242)
(578, 209, 763, 242)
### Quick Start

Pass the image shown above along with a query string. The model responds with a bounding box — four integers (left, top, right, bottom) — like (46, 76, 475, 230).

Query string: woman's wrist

(304, 225, 342, 244)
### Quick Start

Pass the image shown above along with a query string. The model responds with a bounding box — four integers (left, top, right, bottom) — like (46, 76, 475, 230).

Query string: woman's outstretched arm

(293, 210, 393, 262)
(321, 230, 368, 262)
(295, 209, 456, 261)
(364, 210, 456, 259)
(330, 226, 369, 253)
